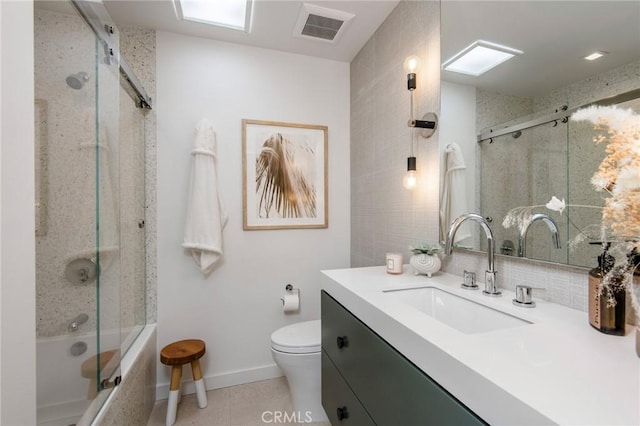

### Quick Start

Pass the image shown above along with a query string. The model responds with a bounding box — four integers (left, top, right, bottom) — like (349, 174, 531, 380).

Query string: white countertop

(321, 266, 639, 426)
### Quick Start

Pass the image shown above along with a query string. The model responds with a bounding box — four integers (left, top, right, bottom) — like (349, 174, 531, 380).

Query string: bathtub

(37, 324, 154, 426)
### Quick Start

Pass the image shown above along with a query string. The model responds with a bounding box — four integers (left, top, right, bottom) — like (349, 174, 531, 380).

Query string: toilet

(271, 320, 328, 422)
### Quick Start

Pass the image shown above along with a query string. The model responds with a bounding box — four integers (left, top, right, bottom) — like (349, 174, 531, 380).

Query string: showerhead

(66, 72, 90, 90)
(512, 130, 522, 139)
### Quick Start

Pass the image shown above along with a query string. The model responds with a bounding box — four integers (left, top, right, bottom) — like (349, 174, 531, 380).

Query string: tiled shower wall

(119, 24, 158, 325)
(351, 0, 441, 267)
(35, 7, 119, 337)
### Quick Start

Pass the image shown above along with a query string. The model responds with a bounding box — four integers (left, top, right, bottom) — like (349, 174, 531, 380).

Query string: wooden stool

(160, 339, 207, 426)
(80, 350, 117, 400)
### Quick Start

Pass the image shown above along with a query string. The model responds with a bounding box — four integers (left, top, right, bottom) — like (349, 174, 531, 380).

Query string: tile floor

(146, 377, 331, 426)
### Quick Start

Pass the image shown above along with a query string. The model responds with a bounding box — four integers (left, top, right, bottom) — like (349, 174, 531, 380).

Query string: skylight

(443, 40, 523, 76)
(173, 0, 253, 32)
(584, 51, 607, 61)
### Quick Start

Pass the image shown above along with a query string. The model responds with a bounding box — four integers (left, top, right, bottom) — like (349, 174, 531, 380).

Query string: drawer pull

(336, 336, 349, 349)
(337, 406, 349, 420)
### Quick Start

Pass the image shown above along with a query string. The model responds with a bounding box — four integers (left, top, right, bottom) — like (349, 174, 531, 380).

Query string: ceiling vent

(293, 3, 355, 43)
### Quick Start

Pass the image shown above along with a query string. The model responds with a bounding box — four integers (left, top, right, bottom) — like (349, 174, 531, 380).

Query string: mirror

(439, 1, 640, 269)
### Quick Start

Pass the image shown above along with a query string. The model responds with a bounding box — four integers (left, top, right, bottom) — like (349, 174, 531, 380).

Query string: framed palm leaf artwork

(242, 119, 328, 230)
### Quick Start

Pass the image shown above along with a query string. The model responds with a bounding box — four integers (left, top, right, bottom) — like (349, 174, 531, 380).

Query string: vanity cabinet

(321, 291, 486, 425)
(322, 351, 376, 425)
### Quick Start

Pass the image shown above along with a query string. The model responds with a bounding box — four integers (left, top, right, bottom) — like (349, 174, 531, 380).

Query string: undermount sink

(383, 286, 531, 334)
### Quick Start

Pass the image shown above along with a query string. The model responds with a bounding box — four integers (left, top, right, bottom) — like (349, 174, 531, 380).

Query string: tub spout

(68, 313, 89, 333)
(445, 213, 500, 296)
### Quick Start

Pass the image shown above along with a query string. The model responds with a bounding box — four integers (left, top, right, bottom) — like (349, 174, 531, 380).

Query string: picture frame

(242, 119, 328, 230)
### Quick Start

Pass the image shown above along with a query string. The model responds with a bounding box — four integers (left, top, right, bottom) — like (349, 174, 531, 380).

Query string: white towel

(440, 143, 472, 245)
(183, 119, 228, 275)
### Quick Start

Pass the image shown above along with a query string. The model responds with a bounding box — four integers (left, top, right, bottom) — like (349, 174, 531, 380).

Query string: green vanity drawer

(322, 351, 376, 426)
(321, 291, 487, 426)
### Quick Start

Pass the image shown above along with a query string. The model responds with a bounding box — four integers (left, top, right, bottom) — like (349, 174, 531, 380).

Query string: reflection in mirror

(440, 1, 640, 269)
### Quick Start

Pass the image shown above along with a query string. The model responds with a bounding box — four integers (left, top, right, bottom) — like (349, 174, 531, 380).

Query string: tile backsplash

(442, 249, 588, 312)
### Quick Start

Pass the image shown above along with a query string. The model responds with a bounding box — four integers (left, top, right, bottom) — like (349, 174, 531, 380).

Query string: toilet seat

(271, 320, 321, 354)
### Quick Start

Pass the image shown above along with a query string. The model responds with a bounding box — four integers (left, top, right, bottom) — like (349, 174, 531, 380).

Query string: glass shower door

(88, 0, 122, 415)
(479, 119, 569, 263)
(34, 1, 121, 424)
(118, 82, 148, 355)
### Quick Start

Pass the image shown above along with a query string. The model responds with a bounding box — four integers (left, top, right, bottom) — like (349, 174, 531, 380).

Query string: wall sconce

(402, 55, 438, 190)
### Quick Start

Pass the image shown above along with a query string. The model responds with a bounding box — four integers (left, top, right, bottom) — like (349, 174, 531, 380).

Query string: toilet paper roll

(282, 293, 300, 312)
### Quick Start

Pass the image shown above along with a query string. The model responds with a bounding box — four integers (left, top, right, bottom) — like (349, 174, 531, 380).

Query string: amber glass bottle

(627, 250, 640, 356)
(588, 244, 626, 336)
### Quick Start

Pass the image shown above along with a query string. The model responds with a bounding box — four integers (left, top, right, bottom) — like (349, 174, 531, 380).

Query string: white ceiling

(43, 1, 640, 96)
(103, 0, 400, 62)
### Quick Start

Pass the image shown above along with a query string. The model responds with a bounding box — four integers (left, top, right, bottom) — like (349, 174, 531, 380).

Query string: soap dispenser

(588, 243, 626, 335)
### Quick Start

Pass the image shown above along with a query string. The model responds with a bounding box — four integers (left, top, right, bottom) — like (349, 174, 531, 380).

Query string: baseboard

(155, 363, 284, 400)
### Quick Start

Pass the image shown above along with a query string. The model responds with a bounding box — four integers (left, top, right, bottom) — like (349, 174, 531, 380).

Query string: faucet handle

(513, 285, 544, 308)
(461, 270, 478, 290)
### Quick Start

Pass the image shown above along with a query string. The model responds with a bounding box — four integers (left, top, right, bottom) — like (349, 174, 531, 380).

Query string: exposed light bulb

(405, 56, 420, 91)
(403, 156, 417, 189)
(404, 55, 421, 73)
(403, 170, 417, 189)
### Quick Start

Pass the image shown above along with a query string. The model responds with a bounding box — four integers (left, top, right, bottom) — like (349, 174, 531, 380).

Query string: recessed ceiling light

(584, 51, 607, 61)
(173, 0, 253, 32)
(442, 40, 523, 76)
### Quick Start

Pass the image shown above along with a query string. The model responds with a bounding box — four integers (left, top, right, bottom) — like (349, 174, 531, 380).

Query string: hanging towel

(440, 143, 472, 245)
(183, 118, 228, 275)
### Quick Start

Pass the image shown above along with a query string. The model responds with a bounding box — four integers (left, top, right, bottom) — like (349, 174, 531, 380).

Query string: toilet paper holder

(281, 284, 300, 312)
(284, 283, 300, 297)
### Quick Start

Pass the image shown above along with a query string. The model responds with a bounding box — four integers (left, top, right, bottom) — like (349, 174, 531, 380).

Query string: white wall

(0, 1, 37, 424)
(156, 31, 350, 395)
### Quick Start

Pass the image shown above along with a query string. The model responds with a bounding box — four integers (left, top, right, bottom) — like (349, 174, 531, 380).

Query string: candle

(386, 253, 403, 274)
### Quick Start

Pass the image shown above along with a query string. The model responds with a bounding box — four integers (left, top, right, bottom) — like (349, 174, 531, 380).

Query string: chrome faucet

(518, 213, 561, 258)
(445, 213, 501, 296)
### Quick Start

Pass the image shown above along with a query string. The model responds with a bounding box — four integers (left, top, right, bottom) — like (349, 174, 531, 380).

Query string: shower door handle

(100, 375, 122, 391)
